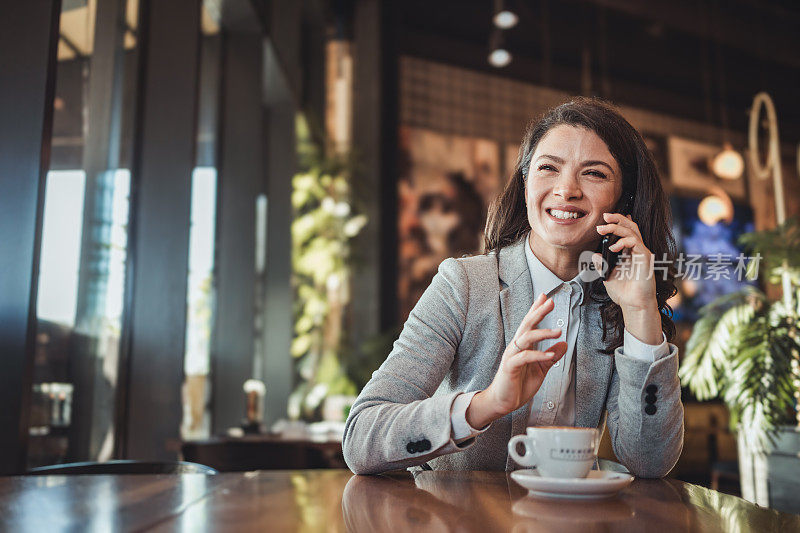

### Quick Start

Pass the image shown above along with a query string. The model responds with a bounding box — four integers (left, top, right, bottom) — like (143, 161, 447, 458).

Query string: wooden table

(2, 470, 798, 531)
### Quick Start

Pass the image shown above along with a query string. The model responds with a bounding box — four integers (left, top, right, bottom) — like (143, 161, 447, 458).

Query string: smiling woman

(343, 97, 683, 478)
(485, 97, 678, 354)
(527, 127, 622, 257)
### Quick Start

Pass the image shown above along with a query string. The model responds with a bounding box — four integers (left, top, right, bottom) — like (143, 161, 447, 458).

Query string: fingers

(513, 327, 562, 352)
(533, 292, 546, 306)
(597, 216, 649, 256)
(505, 342, 568, 373)
(601, 212, 643, 239)
(596, 222, 638, 242)
(516, 293, 555, 334)
(524, 292, 547, 321)
(608, 236, 638, 252)
(503, 350, 556, 372)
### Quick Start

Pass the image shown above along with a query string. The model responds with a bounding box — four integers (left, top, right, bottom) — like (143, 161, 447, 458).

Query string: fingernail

(545, 352, 555, 357)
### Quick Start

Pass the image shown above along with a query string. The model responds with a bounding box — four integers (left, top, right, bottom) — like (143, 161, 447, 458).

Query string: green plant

(680, 216, 800, 452)
(288, 117, 367, 421)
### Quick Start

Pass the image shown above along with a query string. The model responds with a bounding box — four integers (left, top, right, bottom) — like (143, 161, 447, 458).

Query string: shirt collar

(524, 232, 588, 305)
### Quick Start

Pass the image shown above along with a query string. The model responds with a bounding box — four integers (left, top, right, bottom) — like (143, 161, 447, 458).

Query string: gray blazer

(343, 236, 684, 477)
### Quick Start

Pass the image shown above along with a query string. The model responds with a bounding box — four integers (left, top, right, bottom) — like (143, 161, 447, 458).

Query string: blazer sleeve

(342, 257, 479, 475)
(604, 343, 685, 478)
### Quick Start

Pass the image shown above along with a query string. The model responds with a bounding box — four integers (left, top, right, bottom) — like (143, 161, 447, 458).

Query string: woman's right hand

(465, 293, 568, 429)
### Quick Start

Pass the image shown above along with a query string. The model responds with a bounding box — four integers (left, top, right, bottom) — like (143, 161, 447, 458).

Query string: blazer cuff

(622, 328, 669, 363)
(614, 340, 679, 390)
(450, 391, 491, 442)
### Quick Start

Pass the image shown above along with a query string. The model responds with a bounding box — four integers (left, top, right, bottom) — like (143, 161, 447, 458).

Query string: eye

(538, 164, 557, 172)
(585, 169, 607, 178)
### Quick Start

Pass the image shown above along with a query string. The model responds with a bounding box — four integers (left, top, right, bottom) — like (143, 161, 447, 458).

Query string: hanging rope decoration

(748, 92, 781, 182)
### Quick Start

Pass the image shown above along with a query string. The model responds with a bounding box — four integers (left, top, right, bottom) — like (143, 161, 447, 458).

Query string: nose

(552, 171, 583, 200)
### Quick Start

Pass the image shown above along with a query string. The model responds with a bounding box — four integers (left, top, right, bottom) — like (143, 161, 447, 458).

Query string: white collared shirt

(449, 235, 669, 441)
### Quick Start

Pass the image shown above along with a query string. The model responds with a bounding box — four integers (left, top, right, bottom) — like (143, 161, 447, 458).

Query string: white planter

(738, 425, 800, 513)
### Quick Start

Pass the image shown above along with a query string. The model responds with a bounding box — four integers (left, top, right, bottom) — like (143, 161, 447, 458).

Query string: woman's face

(525, 124, 623, 254)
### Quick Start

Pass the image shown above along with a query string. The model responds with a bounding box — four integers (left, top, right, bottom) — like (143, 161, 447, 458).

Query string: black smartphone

(597, 192, 634, 281)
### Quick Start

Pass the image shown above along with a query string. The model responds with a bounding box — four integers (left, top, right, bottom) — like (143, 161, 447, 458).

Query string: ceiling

(392, 0, 800, 145)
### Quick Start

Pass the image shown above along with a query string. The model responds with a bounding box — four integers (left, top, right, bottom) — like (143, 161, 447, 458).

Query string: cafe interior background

(3, 0, 800, 514)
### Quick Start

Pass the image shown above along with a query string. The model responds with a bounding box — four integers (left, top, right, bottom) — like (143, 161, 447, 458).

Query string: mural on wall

(397, 126, 507, 320)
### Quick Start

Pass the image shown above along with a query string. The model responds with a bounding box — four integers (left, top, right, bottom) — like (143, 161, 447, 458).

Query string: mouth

(545, 208, 587, 221)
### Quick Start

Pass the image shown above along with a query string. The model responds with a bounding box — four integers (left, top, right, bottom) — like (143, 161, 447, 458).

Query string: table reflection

(344, 473, 476, 532)
(511, 497, 634, 533)
(342, 471, 800, 532)
(3, 470, 798, 531)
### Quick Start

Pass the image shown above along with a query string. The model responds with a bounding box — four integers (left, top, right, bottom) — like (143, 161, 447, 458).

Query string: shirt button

(553, 361, 560, 367)
(547, 401, 555, 410)
(556, 319, 565, 327)
(563, 285, 572, 293)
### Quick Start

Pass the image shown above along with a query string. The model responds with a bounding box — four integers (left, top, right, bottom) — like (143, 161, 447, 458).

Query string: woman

(343, 97, 683, 477)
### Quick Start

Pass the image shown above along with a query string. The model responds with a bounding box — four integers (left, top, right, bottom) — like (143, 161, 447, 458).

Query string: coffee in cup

(508, 426, 600, 478)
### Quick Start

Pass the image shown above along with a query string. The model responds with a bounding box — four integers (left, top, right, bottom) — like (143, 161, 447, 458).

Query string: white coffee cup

(508, 426, 600, 478)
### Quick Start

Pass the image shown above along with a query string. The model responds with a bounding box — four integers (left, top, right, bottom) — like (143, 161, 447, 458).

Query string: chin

(533, 229, 591, 249)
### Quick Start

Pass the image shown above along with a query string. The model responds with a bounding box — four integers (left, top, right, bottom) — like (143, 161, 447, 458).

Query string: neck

(527, 232, 584, 281)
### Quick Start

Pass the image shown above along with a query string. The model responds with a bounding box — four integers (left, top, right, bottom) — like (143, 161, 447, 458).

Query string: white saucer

(510, 469, 633, 500)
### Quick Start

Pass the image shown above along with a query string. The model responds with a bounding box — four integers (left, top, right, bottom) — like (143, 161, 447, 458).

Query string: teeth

(549, 209, 583, 219)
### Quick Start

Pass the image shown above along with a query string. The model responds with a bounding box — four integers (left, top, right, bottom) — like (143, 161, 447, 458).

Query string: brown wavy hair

(484, 96, 677, 354)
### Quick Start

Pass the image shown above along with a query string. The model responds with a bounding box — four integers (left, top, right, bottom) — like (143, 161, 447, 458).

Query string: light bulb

(493, 10, 518, 29)
(711, 144, 744, 179)
(488, 48, 512, 67)
(698, 195, 733, 226)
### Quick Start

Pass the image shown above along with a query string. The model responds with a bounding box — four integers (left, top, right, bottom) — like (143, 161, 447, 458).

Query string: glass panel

(181, 3, 221, 440)
(29, 0, 139, 467)
(182, 167, 217, 439)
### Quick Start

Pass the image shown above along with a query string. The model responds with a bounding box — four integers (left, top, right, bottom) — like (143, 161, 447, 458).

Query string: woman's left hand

(593, 212, 658, 313)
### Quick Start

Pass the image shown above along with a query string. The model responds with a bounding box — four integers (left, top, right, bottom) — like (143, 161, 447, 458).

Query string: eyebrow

(536, 154, 616, 175)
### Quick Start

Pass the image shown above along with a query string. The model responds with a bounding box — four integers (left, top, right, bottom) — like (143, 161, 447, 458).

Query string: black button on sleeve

(407, 439, 431, 454)
(645, 393, 657, 404)
(644, 404, 657, 415)
(645, 384, 658, 394)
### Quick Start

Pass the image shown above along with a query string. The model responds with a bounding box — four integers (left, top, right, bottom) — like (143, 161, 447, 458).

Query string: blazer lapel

(497, 237, 534, 470)
(574, 295, 614, 428)
(497, 236, 531, 350)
